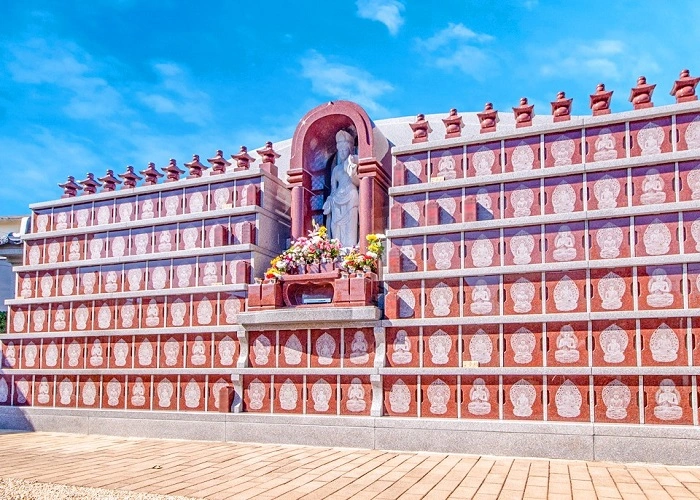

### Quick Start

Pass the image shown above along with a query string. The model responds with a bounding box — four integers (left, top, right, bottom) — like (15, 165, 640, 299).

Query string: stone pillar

(290, 185, 305, 240)
(359, 175, 374, 252)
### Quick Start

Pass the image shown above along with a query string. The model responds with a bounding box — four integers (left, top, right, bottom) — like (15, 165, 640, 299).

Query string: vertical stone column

(359, 175, 374, 252)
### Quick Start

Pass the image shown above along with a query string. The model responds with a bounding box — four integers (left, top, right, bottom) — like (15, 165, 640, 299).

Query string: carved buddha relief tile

(34, 375, 55, 407)
(430, 147, 463, 180)
(546, 321, 589, 367)
(547, 376, 590, 422)
(153, 375, 178, 411)
(504, 273, 542, 316)
(425, 279, 459, 318)
(421, 376, 457, 418)
(635, 214, 679, 257)
(55, 375, 77, 408)
(134, 336, 157, 369)
(643, 375, 694, 425)
(306, 376, 338, 415)
(101, 375, 126, 410)
(504, 226, 541, 266)
(340, 375, 371, 416)
(629, 118, 672, 157)
(384, 375, 418, 417)
(504, 180, 540, 219)
(422, 326, 458, 368)
(464, 275, 499, 318)
(544, 222, 584, 263)
(585, 124, 626, 164)
(274, 375, 303, 414)
(637, 265, 683, 311)
(461, 375, 499, 419)
(77, 376, 99, 408)
(640, 318, 687, 367)
(243, 375, 271, 413)
(386, 327, 419, 368)
(213, 333, 238, 369)
(631, 163, 675, 207)
(593, 376, 640, 424)
(675, 113, 700, 151)
(592, 320, 637, 367)
(505, 137, 539, 173)
(343, 328, 373, 368)
(503, 376, 543, 420)
(467, 142, 501, 177)
(545, 270, 587, 314)
(426, 234, 460, 271)
(278, 330, 307, 368)
(544, 175, 583, 215)
(504, 323, 542, 367)
(159, 335, 184, 369)
(311, 329, 340, 368)
(590, 267, 633, 312)
(179, 375, 206, 412)
(463, 324, 499, 368)
(544, 132, 581, 168)
(186, 333, 212, 369)
(127, 375, 152, 411)
(466, 185, 501, 221)
(588, 218, 631, 260)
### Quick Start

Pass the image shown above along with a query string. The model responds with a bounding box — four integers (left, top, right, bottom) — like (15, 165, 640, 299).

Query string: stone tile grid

(0, 432, 700, 499)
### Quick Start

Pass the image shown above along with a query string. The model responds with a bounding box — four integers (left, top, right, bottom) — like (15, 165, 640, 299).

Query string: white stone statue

(323, 130, 360, 247)
(467, 378, 491, 415)
(646, 268, 674, 308)
(640, 168, 666, 205)
(654, 379, 682, 421)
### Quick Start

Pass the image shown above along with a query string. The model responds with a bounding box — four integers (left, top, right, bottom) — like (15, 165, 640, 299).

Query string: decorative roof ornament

(230, 146, 255, 171)
(207, 150, 227, 175)
(79, 173, 101, 195)
(409, 114, 431, 143)
(477, 103, 498, 133)
(513, 97, 534, 128)
(442, 108, 463, 139)
(670, 69, 700, 103)
(98, 169, 121, 192)
(58, 176, 82, 198)
(118, 165, 142, 189)
(551, 91, 572, 122)
(629, 76, 656, 109)
(256, 141, 281, 165)
(184, 154, 207, 178)
(590, 83, 613, 116)
(162, 158, 184, 182)
(140, 162, 163, 186)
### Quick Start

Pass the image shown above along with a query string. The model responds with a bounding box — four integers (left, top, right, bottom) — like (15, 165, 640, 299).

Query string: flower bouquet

(265, 223, 342, 281)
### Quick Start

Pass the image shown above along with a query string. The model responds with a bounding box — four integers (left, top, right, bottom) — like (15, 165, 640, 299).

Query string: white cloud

(356, 0, 405, 36)
(136, 62, 211, 125)
(300, 51, 394, 116)
(538, 39, 661, 82)
(523, 0, 538, 9)
(415, 23, 495, 79)
(6, 38, 125, 120)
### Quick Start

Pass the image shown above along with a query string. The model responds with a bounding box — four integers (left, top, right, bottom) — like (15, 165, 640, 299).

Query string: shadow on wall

(0, 372, 36, 432)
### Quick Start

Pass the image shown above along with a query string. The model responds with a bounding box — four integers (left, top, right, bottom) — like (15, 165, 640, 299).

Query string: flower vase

(308, 263, 321, 274)
(320, 261, 335, 273)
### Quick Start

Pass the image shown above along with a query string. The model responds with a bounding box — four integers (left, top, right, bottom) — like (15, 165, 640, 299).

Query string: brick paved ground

(0, 431, 698, 499)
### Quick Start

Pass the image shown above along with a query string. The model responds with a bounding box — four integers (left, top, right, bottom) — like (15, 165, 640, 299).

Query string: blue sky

(0, 0, 696, 215)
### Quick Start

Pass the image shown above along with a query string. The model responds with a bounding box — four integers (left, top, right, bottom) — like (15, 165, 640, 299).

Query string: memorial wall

(2, 71, 700, 463)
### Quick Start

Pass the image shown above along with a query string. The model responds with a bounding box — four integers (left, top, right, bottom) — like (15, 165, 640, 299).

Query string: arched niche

(288, 101, 390, 250)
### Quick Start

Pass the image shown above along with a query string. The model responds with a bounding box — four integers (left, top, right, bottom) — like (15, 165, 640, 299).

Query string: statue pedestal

(246, 271, 377, 310)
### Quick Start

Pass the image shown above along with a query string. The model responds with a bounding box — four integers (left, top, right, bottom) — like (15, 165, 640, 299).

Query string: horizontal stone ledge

(237, 306, 382, 329)
(29, 167, 289, 210)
